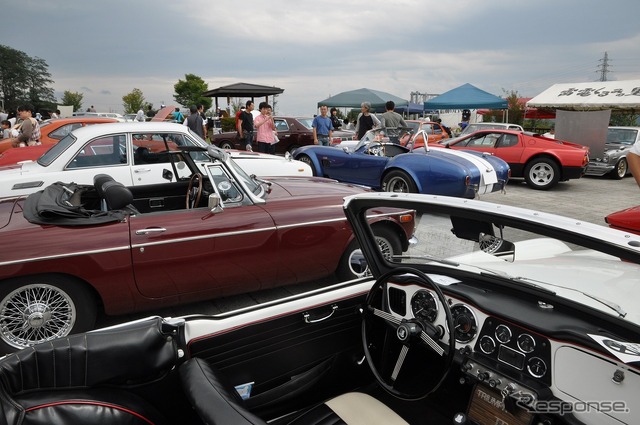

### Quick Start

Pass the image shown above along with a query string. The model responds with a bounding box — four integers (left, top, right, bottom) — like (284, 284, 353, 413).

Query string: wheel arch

(380, 166, 423, 193)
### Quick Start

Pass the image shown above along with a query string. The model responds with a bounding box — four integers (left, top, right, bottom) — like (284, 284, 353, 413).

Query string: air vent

(388, 287, 406, 316)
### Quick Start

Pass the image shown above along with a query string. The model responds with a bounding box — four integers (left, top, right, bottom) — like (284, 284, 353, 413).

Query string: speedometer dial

(451, 304, 477, 343)
(411, 290, 438, 322)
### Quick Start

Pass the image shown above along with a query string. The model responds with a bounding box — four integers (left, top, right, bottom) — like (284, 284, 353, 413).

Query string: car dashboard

(384, 276, 640, 425)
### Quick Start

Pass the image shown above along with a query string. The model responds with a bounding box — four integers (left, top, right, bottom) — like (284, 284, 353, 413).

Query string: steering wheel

(362, 267, 455, 400)
(186, 173, 203, 209)
(367, 142, 384, 156)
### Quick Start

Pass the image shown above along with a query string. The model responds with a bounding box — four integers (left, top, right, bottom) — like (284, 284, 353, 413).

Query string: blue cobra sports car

(293, 129, 510, 199)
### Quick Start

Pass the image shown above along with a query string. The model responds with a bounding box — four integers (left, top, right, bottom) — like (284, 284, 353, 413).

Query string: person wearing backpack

(173, 107, 184, 123)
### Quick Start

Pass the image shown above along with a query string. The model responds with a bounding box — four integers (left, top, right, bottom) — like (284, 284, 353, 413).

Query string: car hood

(604, 142, 632, 152)
(266, 176, 369, 198)
(450, 239, 640, 323)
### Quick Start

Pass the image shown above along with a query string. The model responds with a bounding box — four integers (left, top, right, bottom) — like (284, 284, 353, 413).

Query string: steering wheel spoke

(370, 306, 401, 326)
(420, 330, 445, 356)
(391, 345, 409, 382)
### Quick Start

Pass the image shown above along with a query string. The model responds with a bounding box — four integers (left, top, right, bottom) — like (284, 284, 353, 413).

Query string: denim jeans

(317, 136, 330, 146)
(241, 131, 253, 150)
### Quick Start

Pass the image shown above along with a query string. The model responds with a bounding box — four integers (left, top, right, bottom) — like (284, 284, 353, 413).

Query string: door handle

(134, 168, 152, 173)
(303, 305, 338, 324)
(135, 227, 167, 235)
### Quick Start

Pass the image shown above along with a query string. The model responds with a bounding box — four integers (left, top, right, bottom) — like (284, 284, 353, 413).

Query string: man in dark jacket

(185, 105, 205, 139)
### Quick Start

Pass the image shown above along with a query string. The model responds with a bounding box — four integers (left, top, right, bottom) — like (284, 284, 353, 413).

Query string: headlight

(603, 154, 609, 163)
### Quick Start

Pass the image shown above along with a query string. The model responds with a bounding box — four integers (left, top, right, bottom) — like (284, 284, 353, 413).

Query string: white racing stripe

(436, 149, 498, 185)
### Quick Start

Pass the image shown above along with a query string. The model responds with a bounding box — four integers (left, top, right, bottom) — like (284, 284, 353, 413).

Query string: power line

(596, 51, 611, 82)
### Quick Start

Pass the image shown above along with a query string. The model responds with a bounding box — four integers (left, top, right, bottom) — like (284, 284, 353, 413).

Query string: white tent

(527, 80, 640, 157)
(527, 80, 640, 110)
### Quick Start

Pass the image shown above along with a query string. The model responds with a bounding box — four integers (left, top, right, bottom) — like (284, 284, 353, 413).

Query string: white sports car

(0, 122, 311, 198)
(1, 192, 638, 425)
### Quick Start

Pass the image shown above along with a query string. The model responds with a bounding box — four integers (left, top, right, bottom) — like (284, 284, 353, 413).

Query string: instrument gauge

(451, 304, 478, 343)
(517, 334, 536, 353)
(495, 324, 512, 344)
(527, 357, 547, 378)
(479, 335, 496, 354)
(411, 290, 438, 322)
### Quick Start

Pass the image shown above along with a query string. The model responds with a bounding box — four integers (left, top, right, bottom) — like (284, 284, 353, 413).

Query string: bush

(221, 117, 236, 132)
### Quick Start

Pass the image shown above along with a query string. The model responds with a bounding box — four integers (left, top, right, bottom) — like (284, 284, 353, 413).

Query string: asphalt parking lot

(96, 174, 640, 328)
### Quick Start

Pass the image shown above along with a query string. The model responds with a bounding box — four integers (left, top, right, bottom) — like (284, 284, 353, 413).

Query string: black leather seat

(179, 357, 409, 425)
(0, 317, 178, 425)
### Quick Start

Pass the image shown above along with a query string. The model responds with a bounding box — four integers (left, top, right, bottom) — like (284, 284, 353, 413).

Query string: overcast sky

(3, 0, 640, 116)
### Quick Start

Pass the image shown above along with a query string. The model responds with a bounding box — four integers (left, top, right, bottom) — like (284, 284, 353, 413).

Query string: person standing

(184, 105, 205, 139)
(628, 137, 640, 188)
(254, 102, 277, 154)
(197, 104, 208, 140)
(313, 105, 333, 146)
(89, 105, 96, 112)
(238, 101, 255, 151)
(8, 104, 41, 147)
(354, 102, 380, 140)
(135, 107, 145, 122)
(329, 107, 342, 130)
(380, 101, 407, 143)
(172, 108, 184, 123)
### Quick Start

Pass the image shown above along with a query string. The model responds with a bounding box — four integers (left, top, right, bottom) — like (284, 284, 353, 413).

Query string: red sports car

(606, 205, 640, 235)
(0, 144, 415, 351)
(434, 130, 589, 190)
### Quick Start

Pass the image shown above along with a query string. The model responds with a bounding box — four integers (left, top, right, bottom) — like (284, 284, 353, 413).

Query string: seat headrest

(93, 174, 133, 210)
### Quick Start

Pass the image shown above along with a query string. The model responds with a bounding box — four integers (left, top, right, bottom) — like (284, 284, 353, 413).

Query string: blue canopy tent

(394, 102, 424, 114)
(318, 88, 409, 111)
(424, 83, 507, 110)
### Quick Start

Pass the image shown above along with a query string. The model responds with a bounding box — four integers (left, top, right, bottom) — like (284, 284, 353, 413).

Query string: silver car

(585, 126, 640, 179)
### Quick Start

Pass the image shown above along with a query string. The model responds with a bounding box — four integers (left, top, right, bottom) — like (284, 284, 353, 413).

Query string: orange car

(401, 120, 450, 148)
(0, 117, 118, 154)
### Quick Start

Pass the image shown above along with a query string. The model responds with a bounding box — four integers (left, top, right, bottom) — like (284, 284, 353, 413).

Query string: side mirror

(162, 169, 174, 181)
(208, 193, 224, 213)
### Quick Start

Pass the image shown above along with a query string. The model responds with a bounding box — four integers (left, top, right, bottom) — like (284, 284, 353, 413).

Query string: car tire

(296, 154, 317, 176)
(0, 275, 97, 352)
(610, 158, 627, 180)
(524, 158, 560, 190)
(381, 170, 418, 193)
(219, 140, 234, 150)
(336, 226, 402, 281)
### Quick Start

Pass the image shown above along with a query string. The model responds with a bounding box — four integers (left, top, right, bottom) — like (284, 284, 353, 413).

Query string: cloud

(3, 0, 639, 115)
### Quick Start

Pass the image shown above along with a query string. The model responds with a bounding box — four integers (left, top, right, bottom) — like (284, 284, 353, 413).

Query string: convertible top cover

(24, 181, 128, 226)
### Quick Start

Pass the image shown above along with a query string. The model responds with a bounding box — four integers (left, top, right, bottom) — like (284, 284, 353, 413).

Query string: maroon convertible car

(0, 144, 414, 351)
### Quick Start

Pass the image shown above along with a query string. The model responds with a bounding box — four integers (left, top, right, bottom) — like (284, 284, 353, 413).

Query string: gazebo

(203, 82, 284, 110)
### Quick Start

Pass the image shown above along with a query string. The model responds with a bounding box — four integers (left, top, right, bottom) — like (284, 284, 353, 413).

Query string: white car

(0, 122, 311, 198)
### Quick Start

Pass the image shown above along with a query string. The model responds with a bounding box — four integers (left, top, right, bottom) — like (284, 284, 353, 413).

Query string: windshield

(606, 128, 637, 145)
(296, 118, 314, 130)
(225, 157, 265, 197)
(358, 201, 640, 323)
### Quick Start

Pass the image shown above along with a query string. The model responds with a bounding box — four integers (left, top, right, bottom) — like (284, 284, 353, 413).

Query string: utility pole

(596, 52, 612, 82)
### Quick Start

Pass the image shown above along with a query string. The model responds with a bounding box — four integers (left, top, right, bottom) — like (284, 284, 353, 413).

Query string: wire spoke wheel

(0, 284, 76, 349)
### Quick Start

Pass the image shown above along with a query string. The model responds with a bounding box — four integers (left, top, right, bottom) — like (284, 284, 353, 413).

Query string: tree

(61, 91, 84, 112)
(122, 88, 148, 114)
(0, 45, 56, 113)
(173, 74, 211, 111)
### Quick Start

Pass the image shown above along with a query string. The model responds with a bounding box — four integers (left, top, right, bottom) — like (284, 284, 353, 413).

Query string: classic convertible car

(293, 129, 510, 199)
(0, 122, 312, 198)
(1, 192, 638, 425)
(0, 145, 414, 351)
(437, 129, 589, 190)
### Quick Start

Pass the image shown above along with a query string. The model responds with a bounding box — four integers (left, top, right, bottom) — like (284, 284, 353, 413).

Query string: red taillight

(465, 176, 471, 186)
(399, 214, 413, 223)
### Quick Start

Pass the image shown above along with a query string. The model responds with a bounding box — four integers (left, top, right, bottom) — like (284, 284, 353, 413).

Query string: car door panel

(129, 205, 278, 299)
